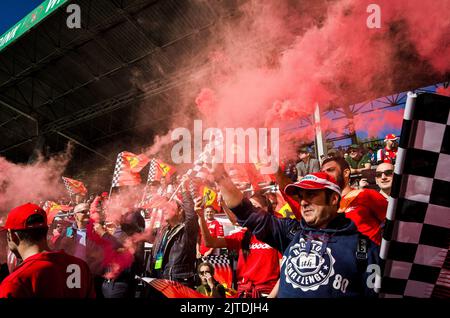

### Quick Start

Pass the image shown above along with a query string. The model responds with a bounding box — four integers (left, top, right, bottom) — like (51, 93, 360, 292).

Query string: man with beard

(321, 156, 388, 245)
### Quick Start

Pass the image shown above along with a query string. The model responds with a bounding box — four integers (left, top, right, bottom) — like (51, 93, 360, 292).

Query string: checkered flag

(188, 179, 197, 200)
(111, 152, 142, 188)
(191, 164, 210, 180)
(187, 132, 224, 181)
(111, 152, 124, 188)
(203, 254, 233, 288)
(62, 176, 87, 196)
(147, 158, 159, 183)
(380, 92, 450, 298)
(167, 133, 223, 202)
(62, 177, 75, 196)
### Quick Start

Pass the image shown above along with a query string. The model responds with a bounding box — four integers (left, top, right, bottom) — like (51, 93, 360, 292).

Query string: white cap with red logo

(284, 172, 342, 197)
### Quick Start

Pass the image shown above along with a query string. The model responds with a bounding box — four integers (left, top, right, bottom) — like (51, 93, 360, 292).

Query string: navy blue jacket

(231, 198, 380, 298)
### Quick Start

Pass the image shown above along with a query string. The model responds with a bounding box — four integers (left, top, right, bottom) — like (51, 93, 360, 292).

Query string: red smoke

(353, 109, 404, 137)
(194, 0, 449, 155)
(0, 150, 71, 215)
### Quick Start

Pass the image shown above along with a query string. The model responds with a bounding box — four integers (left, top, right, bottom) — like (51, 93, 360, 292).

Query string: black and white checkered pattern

(205, 254, 231, 265)
(380, 92, 450, 298)
(62, 177, 75, 196)
(190, 133, 224, 179)
(188, 179, 198, 200)
(111, 152, 124, 188)
(191, 164, 210, 180)
(147, 158, 158, 183)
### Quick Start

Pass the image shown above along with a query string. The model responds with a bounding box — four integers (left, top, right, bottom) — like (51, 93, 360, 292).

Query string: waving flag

(111, 152, 142, 188)
(138, 193, 167, 210)
(147, 158, 176, 183)
(147, 158, 162, 183)
(158, 160, 176, 180)
(140, 278, 207, 298)
(275, 202, 296, 219)
(206, 254, 233, 291)
(121, 151, 150, 173)
(201, 185, 220, 211)
(62, 176, 88, 196)
(43, 201, 72, 224)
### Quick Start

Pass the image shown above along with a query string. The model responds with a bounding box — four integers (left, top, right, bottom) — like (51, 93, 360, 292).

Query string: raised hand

(194, 196, 205, 218)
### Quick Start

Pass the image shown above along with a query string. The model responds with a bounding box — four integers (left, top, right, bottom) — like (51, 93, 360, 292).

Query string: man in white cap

(212, 165, 380, 298)
(377, 134, 398, 164)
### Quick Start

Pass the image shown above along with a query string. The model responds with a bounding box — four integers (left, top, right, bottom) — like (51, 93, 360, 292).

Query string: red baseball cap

(384, 134, 398, 141)
(284, 172, 341, 197)
(4, 203, 48, 231)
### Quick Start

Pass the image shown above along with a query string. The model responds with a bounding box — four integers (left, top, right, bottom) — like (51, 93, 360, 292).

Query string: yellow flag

(277, 203, 296, 219)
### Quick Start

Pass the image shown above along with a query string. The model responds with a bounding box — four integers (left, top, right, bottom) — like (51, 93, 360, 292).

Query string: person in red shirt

(377, 134, 398, 165)
(0, 203, 95, 298)
(197, 206, 224, 258)
(195, 198, 281, 298)
(321, 157, 387, 245)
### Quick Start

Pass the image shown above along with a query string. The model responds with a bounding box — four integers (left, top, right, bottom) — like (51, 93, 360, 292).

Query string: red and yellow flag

(122, 152, 150, 173)
(157, 160, 176, 180)
(43, 201, 72, 224)
(201, 185, 220, 211)
(62, 176, 88, 196)
(274, 202, 296, 219)
(147, 279, 207, 298)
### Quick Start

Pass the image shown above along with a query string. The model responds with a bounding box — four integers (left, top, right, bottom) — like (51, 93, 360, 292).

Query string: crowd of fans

(0, 134, 398, 298)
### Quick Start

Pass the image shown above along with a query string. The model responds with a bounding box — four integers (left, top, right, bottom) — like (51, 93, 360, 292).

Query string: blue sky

(0, 0, 44, 35)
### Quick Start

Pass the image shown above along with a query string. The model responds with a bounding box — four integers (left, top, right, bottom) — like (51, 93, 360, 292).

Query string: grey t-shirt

(296, 158, 320, 178)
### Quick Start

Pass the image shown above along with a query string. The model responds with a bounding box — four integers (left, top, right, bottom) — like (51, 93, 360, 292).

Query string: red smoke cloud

(0, 150, 71, 215)
(353, 109, 404, 138)
(194, 0, 449, 151)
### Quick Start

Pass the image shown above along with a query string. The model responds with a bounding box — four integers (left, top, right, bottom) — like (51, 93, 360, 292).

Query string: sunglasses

(376, 169, 394, 178)
(199, 271, 211, 275)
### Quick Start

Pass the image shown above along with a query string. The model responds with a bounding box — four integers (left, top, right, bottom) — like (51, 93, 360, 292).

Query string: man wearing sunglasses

(375, 163, 394, 200)
(212, 165, 380, 298)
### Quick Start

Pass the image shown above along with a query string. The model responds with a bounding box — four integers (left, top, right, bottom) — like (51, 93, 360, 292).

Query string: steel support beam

(0, 98, 113, 162)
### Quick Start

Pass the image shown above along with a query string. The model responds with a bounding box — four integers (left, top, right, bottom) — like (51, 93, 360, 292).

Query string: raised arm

(212, 163, 296, 252)
(180, 176, 198, 230)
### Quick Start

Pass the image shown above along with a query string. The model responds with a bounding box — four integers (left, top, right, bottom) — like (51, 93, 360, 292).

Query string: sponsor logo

(249, 243, 272, 250)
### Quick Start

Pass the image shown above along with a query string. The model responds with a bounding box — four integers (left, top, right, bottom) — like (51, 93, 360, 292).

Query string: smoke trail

(0, 145, 73, 214)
